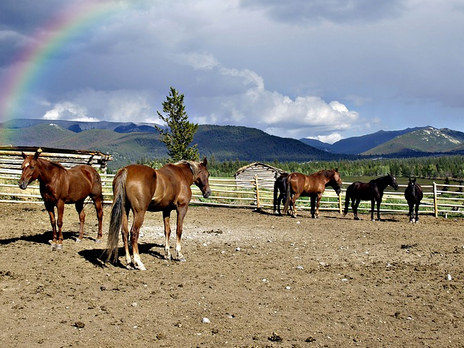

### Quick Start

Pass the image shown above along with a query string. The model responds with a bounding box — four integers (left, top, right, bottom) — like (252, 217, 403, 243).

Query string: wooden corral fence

(0, 146, 112, 173)
(1, 170, 464, 218)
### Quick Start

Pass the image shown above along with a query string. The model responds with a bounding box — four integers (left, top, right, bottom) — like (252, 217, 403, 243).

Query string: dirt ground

(0, 202, 463, 348)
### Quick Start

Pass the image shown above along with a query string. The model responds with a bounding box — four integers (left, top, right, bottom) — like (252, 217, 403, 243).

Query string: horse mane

(175, 160, 201, 179)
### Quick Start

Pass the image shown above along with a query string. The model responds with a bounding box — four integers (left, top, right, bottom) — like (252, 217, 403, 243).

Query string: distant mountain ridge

(1, 119, 463, 170)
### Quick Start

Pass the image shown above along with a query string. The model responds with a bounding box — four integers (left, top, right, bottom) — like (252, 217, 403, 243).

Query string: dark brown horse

(283, 169, 342, 218)
(18, 149, 104, 249)
(105, 158, 211, 270)
(343, 174, 399, 221)
(404, 177, 423, 223)
(273, 172, 289, 215)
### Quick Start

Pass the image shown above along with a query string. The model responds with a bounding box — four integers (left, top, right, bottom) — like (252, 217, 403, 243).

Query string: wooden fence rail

(1, 170, 463, 218)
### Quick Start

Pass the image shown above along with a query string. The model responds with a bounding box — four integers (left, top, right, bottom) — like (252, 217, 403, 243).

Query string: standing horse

(404, 177, 423, 223)
(273, 172, 289, 215)
(283, 169, 342, 218)
(18, 149, 104, 249)
(343, 174, 399, 221)
(105, 158, 211, 270)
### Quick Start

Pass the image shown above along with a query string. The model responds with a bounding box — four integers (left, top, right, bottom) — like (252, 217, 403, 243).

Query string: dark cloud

(240, 0, 405, 24)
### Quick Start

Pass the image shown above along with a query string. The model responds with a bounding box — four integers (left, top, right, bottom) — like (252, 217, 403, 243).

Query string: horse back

(55, 164, 101, 202)
(151, 163, 193, 209)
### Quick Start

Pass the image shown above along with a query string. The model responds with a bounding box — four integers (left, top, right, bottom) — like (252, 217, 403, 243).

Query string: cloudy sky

(1, 0, 464, 143)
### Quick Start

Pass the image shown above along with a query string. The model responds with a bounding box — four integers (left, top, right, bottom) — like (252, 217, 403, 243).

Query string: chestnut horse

(343, 174, 399, 221)
(283, 169, 342, 218)
(18, 149, 104, 249)
(404, 177, 423, 223)
(105, 158, 211, 270)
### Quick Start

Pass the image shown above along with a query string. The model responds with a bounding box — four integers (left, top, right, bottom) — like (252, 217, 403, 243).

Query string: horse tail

(282, 174, 292, 214)
(343, 184, 352, 216)
(105, 168, 128, 264)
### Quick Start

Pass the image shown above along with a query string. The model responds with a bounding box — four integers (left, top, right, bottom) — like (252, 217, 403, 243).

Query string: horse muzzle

(18, 180, 29, 190)
(202, 189, 211, 199)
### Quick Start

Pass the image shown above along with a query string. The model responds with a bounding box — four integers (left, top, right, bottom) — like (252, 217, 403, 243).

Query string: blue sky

(1, 0, 464, 143)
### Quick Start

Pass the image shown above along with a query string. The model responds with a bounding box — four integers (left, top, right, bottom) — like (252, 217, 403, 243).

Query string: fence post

(253, 174, 260, 210)
(433, 182, 438, 218)
(338, 192, 343, 214)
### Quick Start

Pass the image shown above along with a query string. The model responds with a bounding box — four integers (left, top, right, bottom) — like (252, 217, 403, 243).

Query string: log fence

(1, 170, 463, 218)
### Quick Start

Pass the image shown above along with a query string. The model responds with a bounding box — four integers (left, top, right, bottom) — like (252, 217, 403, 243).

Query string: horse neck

(179, 162, 196, 185)
(376, 176, 391, 191)
(37, 159, 63, 184)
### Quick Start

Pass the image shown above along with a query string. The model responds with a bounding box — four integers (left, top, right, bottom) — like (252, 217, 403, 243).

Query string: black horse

(404, 177, 423, 223)
(343, 174, 399, 221)
(273, 173, 289, 215)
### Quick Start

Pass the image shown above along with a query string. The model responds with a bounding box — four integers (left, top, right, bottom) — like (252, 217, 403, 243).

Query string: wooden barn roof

(235, 162, 284, 176)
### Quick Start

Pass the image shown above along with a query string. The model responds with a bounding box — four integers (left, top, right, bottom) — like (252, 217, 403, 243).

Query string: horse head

(328, 170, 343, 195)
(193, 157, 211, 199)
(18, 149, 42, 190)
(389, 174, 399, 190)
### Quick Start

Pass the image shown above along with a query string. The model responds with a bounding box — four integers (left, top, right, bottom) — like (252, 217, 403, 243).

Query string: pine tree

(155, 87, 199, 162)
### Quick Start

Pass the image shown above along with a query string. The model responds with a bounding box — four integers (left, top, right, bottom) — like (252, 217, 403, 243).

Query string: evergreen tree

(155, 87, 199, 162)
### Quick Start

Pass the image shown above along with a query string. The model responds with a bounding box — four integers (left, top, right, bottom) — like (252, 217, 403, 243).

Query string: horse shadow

(78, 242, 166, 269)
(0, 230, 97, 246)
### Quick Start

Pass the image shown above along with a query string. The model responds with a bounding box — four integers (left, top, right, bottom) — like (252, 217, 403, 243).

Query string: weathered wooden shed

(234, 162, 286, 189)
(0, 146, 112, 174)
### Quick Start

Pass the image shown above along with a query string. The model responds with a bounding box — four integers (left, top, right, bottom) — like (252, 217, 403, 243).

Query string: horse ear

(202, 157, 208, 166)
(21, 152, 27, 159)
(33, 148, 42, 160)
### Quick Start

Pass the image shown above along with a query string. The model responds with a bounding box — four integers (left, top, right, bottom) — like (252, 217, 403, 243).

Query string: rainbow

(0, 0, 148, 121)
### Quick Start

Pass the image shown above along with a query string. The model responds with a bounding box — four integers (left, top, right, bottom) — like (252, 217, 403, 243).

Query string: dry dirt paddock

(0, 203, 463, 348)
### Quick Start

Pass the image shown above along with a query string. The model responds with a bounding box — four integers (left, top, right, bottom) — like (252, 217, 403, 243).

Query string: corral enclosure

(1, 152, 464, 347)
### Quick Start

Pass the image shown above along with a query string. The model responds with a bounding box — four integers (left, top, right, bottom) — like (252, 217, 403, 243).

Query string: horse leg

(315, 194, 322, 218)
(408, 202, 414, 223)
(75, 201, 85, 242)
(352, 199, 360, 220)
(414, 203, 420, 223)
(163, 211, 172, 260)
(310, 196, 316, 218)
(93, 196, 104, 242)
(45, 202, 58, 249)
(129, 210, 146, 270)
(290, 193, 301, 218)
(174, 205, 188, 262)
(55, 201, 65, 249)
(120, 208, 132, 268)
(375, 199, 382, 221)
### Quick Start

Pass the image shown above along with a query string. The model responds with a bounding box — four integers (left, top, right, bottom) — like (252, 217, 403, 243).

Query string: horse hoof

(177, 257, 186, 263)
(75, 238, 82, 243)
(56, 244, 63, 250)
(354, 217, 359, 220)
(136, 264, 147, 271)
(94, 239, 102, 243)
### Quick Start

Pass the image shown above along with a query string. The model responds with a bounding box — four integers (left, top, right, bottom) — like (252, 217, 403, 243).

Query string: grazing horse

(18, 149, 104, 249)
(404, 178, 423, 223)
(105, 158, 211, 270)
(343, 174, 399, 221)
(283, 169, 342, 218)
(273, 172, 289, 215)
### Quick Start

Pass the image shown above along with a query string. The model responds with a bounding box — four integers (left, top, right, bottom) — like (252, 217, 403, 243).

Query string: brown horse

(18, 149, 104, 249)
(283, 169, 342, 218)
(105, 158, 211, 270)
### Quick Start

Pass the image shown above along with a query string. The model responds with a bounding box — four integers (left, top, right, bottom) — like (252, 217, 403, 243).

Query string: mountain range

(1, 119, 464, 170)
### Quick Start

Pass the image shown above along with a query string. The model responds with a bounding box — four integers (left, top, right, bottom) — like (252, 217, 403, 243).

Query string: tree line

(202, 155, 464, 180)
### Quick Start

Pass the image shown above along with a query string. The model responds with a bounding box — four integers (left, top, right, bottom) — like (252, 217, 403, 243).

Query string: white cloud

(43, 102, 97, 122)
